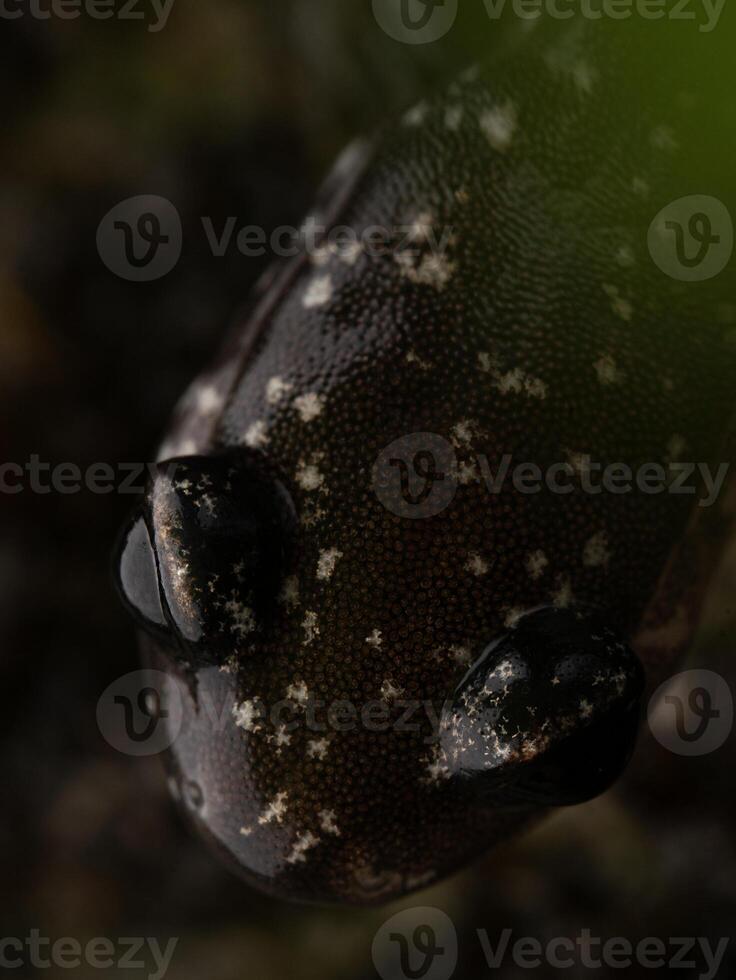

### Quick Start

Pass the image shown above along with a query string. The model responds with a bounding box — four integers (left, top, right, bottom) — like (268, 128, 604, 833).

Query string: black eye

(440, 608, 645, 807)
(115, 452, 296, 662)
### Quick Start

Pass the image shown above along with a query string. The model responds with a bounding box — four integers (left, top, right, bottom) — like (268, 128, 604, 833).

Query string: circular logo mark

(372, 0, 458, 44)
(648, 195, 732, 282)
(648, 669, 733, 756)
(373, 433, 457, 519)
(372, 907, 457, 980)
(97, 669, 184, 756)
(97, 195, 182, 282)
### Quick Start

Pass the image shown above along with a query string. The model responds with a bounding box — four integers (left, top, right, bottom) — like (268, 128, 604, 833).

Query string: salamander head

(115, 25, 735, 903)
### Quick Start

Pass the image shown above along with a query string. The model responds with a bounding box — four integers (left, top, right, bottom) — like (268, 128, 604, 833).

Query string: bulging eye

(115, 452, 296, 662)
(439, 607, 645, 807)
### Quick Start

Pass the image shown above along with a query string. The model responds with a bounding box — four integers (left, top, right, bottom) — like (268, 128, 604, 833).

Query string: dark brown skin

(117, 24, 736, 904)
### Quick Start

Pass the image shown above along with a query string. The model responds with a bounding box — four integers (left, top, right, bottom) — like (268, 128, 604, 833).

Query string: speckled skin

(119, 28, 736, 904)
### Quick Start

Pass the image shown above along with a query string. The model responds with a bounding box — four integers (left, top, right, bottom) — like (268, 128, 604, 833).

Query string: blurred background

(3, 0, 736, 976)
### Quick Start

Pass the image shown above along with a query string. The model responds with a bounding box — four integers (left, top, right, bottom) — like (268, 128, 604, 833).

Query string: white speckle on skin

(457, 460, 479, 485)
(269, 725, 292, 752)
(239, 826, 253, 837)
(526, 550, 549, 581)
(294, 392, 324, 423)
(465, 552, 489, 577)
(296, 460, 325, 492)
(395, 251, 456, 291)
(287, 830, 320, 864)
(307, 738, 330, 760)
(451, 419, 478, 448)
(302, 611, 319, 645)
(366, 629, 383, 649)
(287, 681, 310, 705)
(479, 354, 545, 398)
(380, 678, 404, 702)
(406, 349, 431, 370)
(408, 212, 434, 242)
(479, 102, 517, 152)
(317, 547, 343, 581)
(232, 699, 263, 733)
(259, 792, 288, 825)
(425, 745, 451, 784)
(580, 699, 593, 719)
(319, 810, 340, 836)
(266, 377, 293, 405)
(224, 597, 256, 638)
(594, 354, 623, 386)
(584, 532, 611, 569)
(524, 376, 547, 399)
(551, 577, 574, 609)
(496, 368, 525, 394)
(244, 420, 269, 449)
(303, 274, 333, 309)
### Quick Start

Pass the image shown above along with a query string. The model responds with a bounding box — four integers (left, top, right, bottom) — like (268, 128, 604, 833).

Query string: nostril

(440, 607, 645, 808)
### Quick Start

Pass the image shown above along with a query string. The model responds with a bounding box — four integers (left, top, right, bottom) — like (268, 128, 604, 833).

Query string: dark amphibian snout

(440, 608, 644, 808)
(114, 27, 735, 904)
(115, 458, 647, 905)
